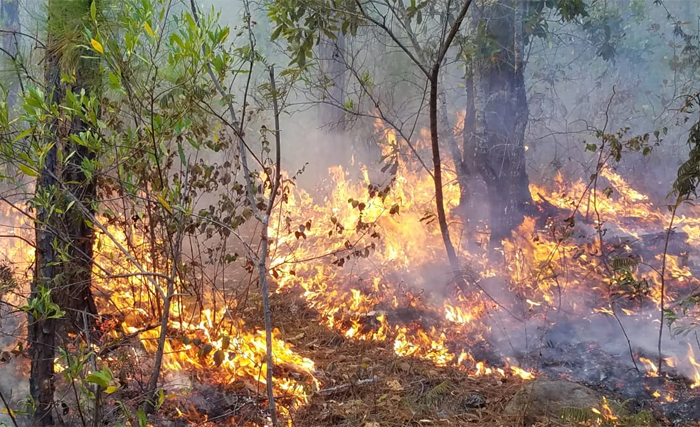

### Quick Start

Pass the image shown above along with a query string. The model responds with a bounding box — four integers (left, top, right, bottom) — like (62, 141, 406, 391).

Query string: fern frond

(420, 381, 452, 406)
(611, 257, 639, 271)
(559, 406, 595, 423)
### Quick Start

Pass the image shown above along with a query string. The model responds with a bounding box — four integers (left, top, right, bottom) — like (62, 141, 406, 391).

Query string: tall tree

(30, 0, 100, 423)
(464, 0, 532, 247)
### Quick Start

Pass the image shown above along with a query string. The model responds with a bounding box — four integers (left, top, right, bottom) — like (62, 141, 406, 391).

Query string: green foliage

(20, 286, 65, 321)
(610, 266, 650, 301)
(0, 0, 284, 422)
(674, 94, 700, 199)
(268, 0, 361, 67)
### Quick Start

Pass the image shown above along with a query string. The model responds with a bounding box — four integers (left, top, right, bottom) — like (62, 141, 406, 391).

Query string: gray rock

(504, 379, 602, 423)
(462, 393, 486, 409)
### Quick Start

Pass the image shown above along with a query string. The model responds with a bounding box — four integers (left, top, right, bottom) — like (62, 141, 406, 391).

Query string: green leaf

(137, 408, 147, 427)
(90, 1, 96, 20)
(177, 142, 186, 166)
(271, 26, 282, 41)
(18, 163, 37, 177)
(13, 127, 32, 142)
(217, 27, 230, 45)
(143, 22, 155, 38)
(86, 372, 110, 388)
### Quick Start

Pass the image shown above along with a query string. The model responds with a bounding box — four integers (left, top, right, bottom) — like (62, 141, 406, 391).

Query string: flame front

(268, 117, 700, 393)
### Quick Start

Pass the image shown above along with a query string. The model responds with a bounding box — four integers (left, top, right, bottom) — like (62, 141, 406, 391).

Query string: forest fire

(3, 119, 700, 424)
(0, 208, 319, 419)
(263, 119, 700, 419)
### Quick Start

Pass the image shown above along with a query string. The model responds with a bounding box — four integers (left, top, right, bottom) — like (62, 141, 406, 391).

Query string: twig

(658, 199, 679, 376)
(97, 324, 160, 357)
(254, 65, 282, 426)
(0, 389, 19, 427)
(84, 311, 100, 427)
(317, 377, 381, 395)
(610, 302, 639, 372)
(145, 160, 190, 413)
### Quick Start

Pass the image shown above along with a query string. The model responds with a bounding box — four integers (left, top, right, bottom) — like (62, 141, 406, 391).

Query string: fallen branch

(317, 377, 381, 395)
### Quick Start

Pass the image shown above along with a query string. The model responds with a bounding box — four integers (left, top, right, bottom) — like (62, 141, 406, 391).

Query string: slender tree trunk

(1, 0, 20, 106)
(467, 0, 532, 248)
(426, 0, 473, 277)
(429, 74, 460, 273)
(318, 29, 346, 131)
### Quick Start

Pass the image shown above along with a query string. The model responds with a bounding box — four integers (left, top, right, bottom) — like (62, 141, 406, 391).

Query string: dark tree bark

(29, 1, 99, 424)
(466, 0, 533, 248)
(31, 144, 59, 426)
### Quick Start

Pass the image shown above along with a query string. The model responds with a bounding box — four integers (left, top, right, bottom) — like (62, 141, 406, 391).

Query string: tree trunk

(318, 29, 346, 131)
(467, 0, 532, 248)
(461, 68, 488, 226)
(31, 142, 58, 426)
(29, 1, 99, 424)
(1, 0, 20, 107)
(429, 75, 460, 273)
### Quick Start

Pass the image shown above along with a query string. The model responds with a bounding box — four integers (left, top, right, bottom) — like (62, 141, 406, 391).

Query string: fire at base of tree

(0, 0, 700, 426)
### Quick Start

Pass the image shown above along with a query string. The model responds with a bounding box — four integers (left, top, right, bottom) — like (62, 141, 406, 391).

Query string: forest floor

(212, 291, 692, 427)
(265, 292, 529, 427)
